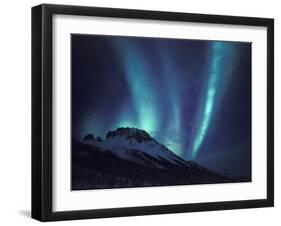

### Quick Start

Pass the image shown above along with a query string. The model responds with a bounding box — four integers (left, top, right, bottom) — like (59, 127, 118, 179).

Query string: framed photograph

(32, 4, 274, 221)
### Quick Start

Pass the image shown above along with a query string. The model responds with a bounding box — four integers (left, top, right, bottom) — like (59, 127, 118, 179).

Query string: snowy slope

(83, 127, 191, 169)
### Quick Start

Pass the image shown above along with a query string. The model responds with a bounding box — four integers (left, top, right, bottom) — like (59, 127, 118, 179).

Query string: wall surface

(0, 0, 279, 225)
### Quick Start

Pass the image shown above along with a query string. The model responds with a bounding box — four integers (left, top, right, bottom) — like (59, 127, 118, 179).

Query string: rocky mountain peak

(106, 127, 152, 143)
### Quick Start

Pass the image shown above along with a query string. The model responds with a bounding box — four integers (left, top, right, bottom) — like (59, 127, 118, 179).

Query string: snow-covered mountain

(71, 127, 248, 190)
(83, 127, 192, 169)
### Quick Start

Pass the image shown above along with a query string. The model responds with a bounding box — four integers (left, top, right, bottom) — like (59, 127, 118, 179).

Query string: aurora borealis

(190, 42, 239, 159)
(72, 34, 252, 177)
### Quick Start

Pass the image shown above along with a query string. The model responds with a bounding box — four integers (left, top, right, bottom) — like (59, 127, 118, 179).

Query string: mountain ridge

(83, 127, 195, 169)
(72, 127, 249, 190)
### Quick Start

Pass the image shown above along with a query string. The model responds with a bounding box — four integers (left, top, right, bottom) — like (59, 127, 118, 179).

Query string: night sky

(72, 34, 252, 177)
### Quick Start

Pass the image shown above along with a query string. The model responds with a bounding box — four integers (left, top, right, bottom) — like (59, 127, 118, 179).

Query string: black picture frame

(32, 3, 274, 222)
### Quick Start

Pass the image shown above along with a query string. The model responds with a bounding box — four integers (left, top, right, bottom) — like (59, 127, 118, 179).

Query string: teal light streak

(112, 39, 159, 136)
(112, 39, 183, 155)
(156, 45, 182, 155)
(125, 57, 158, 133)
(191, 42, 225, 159)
